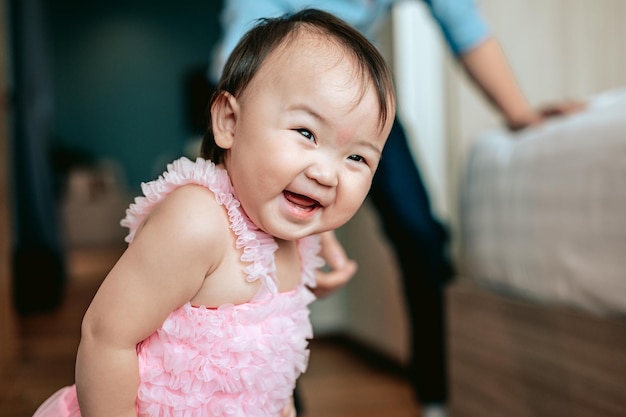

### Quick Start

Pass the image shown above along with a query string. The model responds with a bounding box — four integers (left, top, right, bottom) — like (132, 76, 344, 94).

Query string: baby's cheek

(337, 186, 369, 219)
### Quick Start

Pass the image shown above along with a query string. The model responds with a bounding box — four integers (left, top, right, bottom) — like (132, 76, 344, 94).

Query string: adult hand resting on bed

(460, 37, 586, 131)
(529, 99, 588, 126)
(506, 99, 587, 131)
(312, 230, 357, 298)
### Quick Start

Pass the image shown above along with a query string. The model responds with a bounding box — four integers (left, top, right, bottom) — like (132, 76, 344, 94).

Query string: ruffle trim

(136, 291, 315, 416)
(297, 235, 324, 289)
(120, 157, 287, 294)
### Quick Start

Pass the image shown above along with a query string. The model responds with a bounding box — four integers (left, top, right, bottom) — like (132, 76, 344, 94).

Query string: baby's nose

(305, 159, 338, 187)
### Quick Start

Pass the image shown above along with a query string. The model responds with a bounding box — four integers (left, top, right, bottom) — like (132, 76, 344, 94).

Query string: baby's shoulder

(164, 183, 219, 207)
(143, 184, 230, 245)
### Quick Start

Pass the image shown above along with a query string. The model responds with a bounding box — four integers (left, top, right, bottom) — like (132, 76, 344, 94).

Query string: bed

(448, 87, 626, 417)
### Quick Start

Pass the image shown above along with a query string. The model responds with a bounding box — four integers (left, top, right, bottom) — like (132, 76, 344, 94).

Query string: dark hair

(201, 8, 395, 163)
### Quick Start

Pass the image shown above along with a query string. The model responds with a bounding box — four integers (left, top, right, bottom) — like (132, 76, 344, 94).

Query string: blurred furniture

(449, 88, 626, 417)
(60, 164, 130, 247)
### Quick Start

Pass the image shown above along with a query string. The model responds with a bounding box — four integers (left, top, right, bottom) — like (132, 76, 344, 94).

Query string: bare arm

(75, 185, 225, 416)
(460, 37, 584, 130)
(312, 230, 357, 298)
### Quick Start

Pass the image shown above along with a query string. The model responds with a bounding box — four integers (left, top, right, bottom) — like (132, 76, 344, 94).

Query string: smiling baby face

(211, 29, 394, 240)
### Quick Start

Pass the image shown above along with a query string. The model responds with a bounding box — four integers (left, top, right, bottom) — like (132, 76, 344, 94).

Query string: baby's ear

(211, 91, 239, 149)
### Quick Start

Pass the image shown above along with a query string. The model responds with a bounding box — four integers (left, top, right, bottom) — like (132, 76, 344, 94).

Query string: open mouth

(283, 191, 321, 211)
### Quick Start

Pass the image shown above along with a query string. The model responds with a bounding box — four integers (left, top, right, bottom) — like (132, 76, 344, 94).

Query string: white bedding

(460, 88, 626, 317)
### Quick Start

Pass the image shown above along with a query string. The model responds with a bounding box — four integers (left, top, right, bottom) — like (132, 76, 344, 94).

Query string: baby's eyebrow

(344, 135, 383, 157)
(356, 140, 383, 156)
(286, 103, 327, 123)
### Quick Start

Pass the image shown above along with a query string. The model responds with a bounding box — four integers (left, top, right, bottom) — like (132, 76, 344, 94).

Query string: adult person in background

(210, 1, 583, 416)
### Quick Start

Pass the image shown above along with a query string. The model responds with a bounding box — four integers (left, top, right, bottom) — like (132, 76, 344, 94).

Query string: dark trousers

(368, 118, 453, 404)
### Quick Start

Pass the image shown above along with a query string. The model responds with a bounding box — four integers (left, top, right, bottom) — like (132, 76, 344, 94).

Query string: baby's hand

(312, 231, 357, 298)
(280, 397, 297, 417)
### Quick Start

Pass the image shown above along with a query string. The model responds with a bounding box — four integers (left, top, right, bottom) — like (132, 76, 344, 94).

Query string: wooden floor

(0, 246, 420, 417)
(447, 280, 626, 417)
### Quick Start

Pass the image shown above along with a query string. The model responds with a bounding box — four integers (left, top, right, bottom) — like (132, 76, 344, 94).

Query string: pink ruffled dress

(33, 157, 323, 417)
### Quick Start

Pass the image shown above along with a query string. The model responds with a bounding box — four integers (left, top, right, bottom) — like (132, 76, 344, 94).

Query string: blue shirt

(210, 0, 490, 82)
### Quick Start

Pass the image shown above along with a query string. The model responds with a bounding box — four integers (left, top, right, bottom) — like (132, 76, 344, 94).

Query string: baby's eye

(296, 128, 315, 142)
(348, 154, 366, 163)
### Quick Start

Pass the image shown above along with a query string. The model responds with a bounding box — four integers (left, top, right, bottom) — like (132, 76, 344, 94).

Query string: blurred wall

(0, 0, 18, 379)
(45, 0, 223, 192)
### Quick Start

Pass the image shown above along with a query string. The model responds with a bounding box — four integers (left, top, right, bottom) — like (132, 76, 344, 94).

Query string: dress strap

(120, 157, 281, 295)
(298, 235, 324, 290)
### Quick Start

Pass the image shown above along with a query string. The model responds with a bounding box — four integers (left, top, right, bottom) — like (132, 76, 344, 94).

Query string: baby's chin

(267, 229, 317, 242)
(255, 208, 352, 241)
(262, 223, 326, 242)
